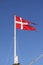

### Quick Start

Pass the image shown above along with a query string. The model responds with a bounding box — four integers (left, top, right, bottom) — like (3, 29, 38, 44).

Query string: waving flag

(14, 15, 37, 64)
(15, 16, 36, 31)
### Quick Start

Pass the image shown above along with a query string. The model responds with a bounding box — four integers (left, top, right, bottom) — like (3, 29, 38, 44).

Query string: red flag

(15, 16, 36, 31)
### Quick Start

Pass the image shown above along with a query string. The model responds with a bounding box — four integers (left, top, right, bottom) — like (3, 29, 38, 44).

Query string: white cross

(16, 18, 28, 30)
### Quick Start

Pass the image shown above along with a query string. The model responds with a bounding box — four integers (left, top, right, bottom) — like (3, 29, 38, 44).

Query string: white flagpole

(14, 15, 18, 64)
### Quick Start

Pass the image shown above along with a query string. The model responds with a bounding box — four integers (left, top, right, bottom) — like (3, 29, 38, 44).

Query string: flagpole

(14, 15, 18, 64)
(13, 15, 21, 65)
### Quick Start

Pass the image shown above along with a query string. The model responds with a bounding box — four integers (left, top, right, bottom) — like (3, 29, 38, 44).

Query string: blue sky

(0, 0, 43, 65)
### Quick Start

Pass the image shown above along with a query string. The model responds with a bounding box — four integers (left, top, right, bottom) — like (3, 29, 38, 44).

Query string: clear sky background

(0, 0, 43, 65)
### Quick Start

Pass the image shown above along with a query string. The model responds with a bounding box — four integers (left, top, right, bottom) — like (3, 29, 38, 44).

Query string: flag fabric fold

(15, 16, 37, 31)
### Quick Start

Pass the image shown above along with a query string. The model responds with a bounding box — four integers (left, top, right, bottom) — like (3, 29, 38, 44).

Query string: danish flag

(15, 16, 36, 31)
